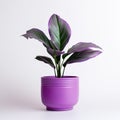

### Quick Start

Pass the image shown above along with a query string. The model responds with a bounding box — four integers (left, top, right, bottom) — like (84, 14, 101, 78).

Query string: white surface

(0, 0, 120, 119)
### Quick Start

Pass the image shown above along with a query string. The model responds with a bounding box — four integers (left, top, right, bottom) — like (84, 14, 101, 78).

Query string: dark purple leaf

(35, 56, 55, 68)
(48, 14, 71, 50)
(22, 28, 52, 48)
(47, 48, 64, 56)
(63, 49, 102, 67)
(68, 42, 102, 54)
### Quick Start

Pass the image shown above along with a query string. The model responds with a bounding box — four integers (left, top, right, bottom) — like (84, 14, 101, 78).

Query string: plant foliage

(22, 14, 102, 77)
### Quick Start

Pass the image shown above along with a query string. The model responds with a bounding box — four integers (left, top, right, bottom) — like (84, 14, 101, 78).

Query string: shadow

(7, 98, 47, 111)
(0, 77, 47, 111)
(1, 90, 46, 111)
(29, 102, 46, 111)
(11, 97, 46, 111)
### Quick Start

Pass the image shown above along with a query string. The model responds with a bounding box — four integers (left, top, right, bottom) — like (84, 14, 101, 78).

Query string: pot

(41, 76, 79, 111)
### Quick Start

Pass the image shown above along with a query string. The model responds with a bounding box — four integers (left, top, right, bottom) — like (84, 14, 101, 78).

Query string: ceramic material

(41, 76, 79, 111)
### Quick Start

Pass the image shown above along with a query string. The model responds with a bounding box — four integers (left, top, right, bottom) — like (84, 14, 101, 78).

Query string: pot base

(47, 107, 73, 111)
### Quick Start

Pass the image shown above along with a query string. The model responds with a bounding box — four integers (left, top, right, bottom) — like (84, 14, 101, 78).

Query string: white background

(0, 0, 120, 120)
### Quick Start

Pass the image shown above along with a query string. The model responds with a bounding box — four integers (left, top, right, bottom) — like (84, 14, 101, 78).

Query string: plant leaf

(68, 42, 102, 54)
(62, 42, 102, 59)
(47, 48, 64, 56)
(63, 49, 102, 67)
(35, 56, 55, 68)
(22, 28, 52, 48)
(48, 14, 71, 50)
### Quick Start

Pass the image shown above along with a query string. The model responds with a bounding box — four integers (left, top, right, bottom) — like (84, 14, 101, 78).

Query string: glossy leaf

(22, 14, 103, 77)
(22, 28, 52, 48)
(48, 14, 71, 50)
(35, 56, 55, 68)
(68, 42, 102, 54)
(63, 49, 102, 67)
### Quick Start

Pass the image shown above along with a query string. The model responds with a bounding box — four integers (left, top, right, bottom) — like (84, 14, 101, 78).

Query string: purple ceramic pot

(41, 76, 79, 111)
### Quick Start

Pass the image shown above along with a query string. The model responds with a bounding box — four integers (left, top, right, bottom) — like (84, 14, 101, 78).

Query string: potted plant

(22, 14, 102, 111)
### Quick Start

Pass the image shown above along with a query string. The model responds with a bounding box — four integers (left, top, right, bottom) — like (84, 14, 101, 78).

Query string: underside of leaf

(35, 56, 55, 68)
(63, 49, 102, 67)
(68, 42, 102, 54)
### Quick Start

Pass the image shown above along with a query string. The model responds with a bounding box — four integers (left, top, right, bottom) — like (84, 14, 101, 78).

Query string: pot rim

(41, 76, 79, 79)
(41, 76, 79, 87)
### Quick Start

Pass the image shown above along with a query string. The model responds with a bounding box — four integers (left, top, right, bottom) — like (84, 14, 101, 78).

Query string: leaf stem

(57, 62, 61, 77)
(53, 56, 58, 77)
(54, 68, 56, 77)
(62, 67, 65, 77)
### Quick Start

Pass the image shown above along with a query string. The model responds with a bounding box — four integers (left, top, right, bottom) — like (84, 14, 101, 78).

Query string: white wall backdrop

(0, 0, 120, 120)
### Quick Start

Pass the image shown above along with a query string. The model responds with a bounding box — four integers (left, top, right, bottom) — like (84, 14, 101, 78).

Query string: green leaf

(48, 14, 71, 50)
(35, 56, 55, 68)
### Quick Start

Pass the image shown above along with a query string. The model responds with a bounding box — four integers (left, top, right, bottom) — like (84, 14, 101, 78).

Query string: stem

(53, 56, 58, 77)
(54, 68, 56, 77)
(57, 55, 62, 77)
(53, 55, 62, 77)
(57, 62, 61, 77)
(61, 57, 66, 77)
(62, 67, 65, 77)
